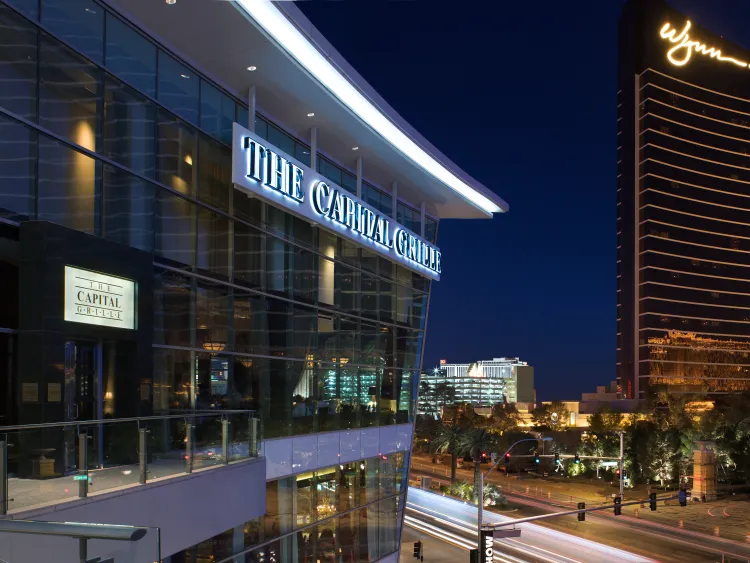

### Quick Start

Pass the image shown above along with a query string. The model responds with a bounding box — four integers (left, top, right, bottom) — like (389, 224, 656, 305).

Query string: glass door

(63, 340, 101, 473)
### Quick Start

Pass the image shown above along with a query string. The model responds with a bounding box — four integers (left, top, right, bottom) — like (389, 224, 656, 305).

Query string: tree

(460, 428, 497, 497)
(588, 406, 623, 435)
(489, 402, 521, 435)
(531, 401, 570, 431)
(432, 423, 464, 483)
(442, 402, 480, 428)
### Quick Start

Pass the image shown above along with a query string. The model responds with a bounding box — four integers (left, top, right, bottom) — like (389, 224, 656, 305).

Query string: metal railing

(0, 411, 260, 515)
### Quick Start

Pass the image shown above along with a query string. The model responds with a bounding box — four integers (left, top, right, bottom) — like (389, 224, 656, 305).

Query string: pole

(619, 432, 624, 499)
(0, 441, 7, 515)
(78, 433, 88, 498)
(477, 471, 483, 557)
(139, 428, 147, 484)
(78, 537, 87, 563)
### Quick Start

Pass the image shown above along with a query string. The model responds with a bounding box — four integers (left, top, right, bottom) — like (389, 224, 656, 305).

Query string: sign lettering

(64, 266, 136, 330)
(659, 20, 749, 69)
(481, 529, 494, 563)
(232, 123, 442, 279)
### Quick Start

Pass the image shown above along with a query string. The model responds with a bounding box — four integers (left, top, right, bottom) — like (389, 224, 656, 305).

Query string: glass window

(157, 112, 196, 195)
(41, 0, 103, 64)
(38, 136, 99, 234)
(196, 207, 230, 279)
(153, 347, 193, 411)
(336, 265, 359, 314)
(154, 268, 193, 347)
(361, 273, 378, 320)
(103, 76, 156, 177)
(157, 50, 198, 124)
(200, 80, 233, 146)
(0, 115, 35, 221)
(254, 115, 268, 141)
(196, 280, 231, 352)
(102, 164, 153, 252)
(267, 123, 295, 156)
(380, 192, 393, 218)
(425, 217, 438, 243)
(318, 231, 336, 306)
(0, 5, 37, 120)
(39, 34, 101, 152)
(318, 157, 342, 186)
(104, 13, 156, 97)
(266, 235, 291, 295)
(234, 292, 268, 357)
(234, 222, 263, 288)
(234, 189, 262, 226)
(155, 189, 194, 268)
(5, 0, 37, 20)
(236, 104, 248, 131)
(197, 135, 230, 211)
(294, 142, 310, 167)
(342, 171, 357, 195)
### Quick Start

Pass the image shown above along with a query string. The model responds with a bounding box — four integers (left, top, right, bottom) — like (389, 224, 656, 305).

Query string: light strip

(234, 0, 505, 215)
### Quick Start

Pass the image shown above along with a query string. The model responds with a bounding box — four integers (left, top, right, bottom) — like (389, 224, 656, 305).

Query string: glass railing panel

(193, 414, 223, 470)
(144, 416, 189, 480)
(4, 426, 81, 512)
(86, 420, 142, 495)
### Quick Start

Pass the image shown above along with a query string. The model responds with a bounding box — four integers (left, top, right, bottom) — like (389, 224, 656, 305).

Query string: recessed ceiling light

(247, 65, 257, 72)
(166, 0, 176, 4)
(84, 7, 96, 13)
(180, 74, 190, 79)
(307, 112, 315, 117)
(352, 146, 359, 151)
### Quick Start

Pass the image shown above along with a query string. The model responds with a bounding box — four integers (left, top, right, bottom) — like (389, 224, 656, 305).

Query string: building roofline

(235, 0, 509, 216)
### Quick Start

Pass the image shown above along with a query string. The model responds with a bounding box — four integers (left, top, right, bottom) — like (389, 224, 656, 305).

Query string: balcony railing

(0, 411, 260, 515)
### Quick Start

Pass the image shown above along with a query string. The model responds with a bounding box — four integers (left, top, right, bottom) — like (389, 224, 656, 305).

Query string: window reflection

(197, 135, 230, 211)
(0, 116, 35, 220)
(157, 112, 196, 195)
(39, 34, 101, 152)
(157, 50, 198, 124)
(38, 136, 99, 234)
(41, 0, 103, 64)
(102, 164, 153, 252)
(105, 13, 156, 97)
(154, 189, 194, 268)
(196, 207, 230, 279)
(0, 5, 37, 120)
(200, 80, 234, 145)
(154, 268, 193, 347)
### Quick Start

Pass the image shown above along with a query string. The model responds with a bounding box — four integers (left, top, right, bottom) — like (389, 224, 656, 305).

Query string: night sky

(296, 0, 750, 401)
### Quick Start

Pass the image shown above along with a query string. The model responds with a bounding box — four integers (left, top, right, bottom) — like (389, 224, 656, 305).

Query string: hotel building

(420, 358, 534, 413)
(618, 0, 750, 398)
(0, 0, 507, 561)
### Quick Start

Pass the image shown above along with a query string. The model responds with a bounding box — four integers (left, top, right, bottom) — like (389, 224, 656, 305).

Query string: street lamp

(477, 437, 553, 555)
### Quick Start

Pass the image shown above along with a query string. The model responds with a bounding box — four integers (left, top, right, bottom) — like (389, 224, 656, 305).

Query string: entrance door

(63, 340, 101, 473)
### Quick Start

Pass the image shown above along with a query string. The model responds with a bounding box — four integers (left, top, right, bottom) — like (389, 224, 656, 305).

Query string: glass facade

(175, 452, 409, 563)
(0, 1, 441, 561)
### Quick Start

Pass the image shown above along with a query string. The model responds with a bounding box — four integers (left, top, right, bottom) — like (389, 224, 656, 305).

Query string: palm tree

(460, 428, 497, 498)
(432, 423, 464, 483)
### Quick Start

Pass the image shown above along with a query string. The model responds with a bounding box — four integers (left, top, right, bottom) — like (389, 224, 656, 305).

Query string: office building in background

(0, 0, 508, 561)
(618, 0, 750, 399)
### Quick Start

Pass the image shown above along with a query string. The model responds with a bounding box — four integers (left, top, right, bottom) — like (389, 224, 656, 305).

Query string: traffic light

(413, 541, 422, 559)
(649, 492, 657, 511)
(614, 496, 622, 516)
(577, 502, 586, 522)
(481, 452, 487, 461)
(534, 453, 540, 464)
(574, 454, 580, 464)
(504, 453, 511, 465)
(554, 452, 560, 465)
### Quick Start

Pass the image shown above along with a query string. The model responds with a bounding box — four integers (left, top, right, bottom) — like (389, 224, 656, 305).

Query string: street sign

(480, 529, 494, 563)
(493, 529, 521, 538)
(73, 475, 88, 481)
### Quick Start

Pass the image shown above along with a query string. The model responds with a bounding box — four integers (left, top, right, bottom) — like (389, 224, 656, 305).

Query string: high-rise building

(420, 358, 534, 413)
(0, 1, 508, 561)
(618, 0, 750, 399)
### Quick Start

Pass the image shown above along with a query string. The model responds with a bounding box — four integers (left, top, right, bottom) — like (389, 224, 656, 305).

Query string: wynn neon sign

(659, 20, 749, 69)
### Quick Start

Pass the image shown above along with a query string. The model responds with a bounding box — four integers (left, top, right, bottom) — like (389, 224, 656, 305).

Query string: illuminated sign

(440, 359, 446, 365)
(64, 266, 136, 329)
(659, 20, 749, 68)
(481, 529, 494, 563)
(232, 123, 442, 279)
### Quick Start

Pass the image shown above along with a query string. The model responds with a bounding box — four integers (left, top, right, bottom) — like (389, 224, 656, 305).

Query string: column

(310, 127, 318, 171)
(247, 86, 256, 133)
(356, 156, 363, 199)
